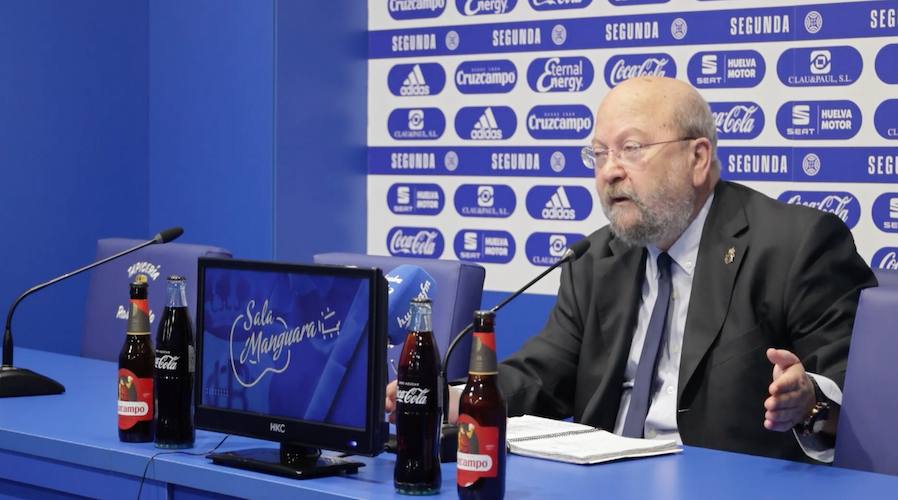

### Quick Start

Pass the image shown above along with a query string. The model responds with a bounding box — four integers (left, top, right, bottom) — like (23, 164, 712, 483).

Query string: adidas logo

(470, 107, 503, 140)
(541, 186, 576, 220)
(400, 65, 431, 96)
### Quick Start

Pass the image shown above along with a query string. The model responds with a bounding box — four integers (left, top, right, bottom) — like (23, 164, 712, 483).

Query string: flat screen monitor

(194, 257, 388, 478)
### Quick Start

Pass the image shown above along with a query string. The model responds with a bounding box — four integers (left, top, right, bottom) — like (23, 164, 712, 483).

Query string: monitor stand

(208, 442, 364, 479)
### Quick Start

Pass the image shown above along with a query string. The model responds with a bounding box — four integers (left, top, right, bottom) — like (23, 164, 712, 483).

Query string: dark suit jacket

(499, 181, 876, 461)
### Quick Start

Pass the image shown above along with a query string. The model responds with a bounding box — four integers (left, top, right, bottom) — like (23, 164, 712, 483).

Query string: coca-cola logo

(604, 53, 675, 88)
(778, 191, 860, 229)
(710, 102, 764, 139)
(387, 227, 445, 258)
(396, 386, 431, 405)
(872, 248, 898, 271)
(155, 354, 180, 371)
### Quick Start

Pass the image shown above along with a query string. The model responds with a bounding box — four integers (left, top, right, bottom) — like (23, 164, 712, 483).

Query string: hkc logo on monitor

(776, 100, 862, 140)
(387, 183, 445, 216)
(388, 0, 447, 20)
(387, 227, 444, 258)
(710, 102, 764, 140)
(388, 108, 446, 140)
(455, 59, 517, 94)
(688, 50, 765, 88)
(872, 247, 898, 272)
(388, 63, 446, 97)
(525, 232, 585, 267)
(873, 193, 898, 233)
(525, 185, 593, 221)
(526, 105, 593, 140)
(456, 0, 517, 15)
(454, 229, 515, 264)
(875, 100, 898, 140)
(876, 44, 898, 85)
(605, 53, 675, 88)
(529, 0, 592, 10)
(527, 56, 594, 93)
(454, 184, 516, 218)
(455, 106, 517, 140)
(776, 46, 863, 87)
(778, 191, 860, 229)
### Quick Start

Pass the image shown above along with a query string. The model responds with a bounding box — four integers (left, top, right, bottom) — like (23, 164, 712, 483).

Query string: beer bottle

(394, 298, 442, 495)
(118, 276, 155, 442)
(154, 276, 195, 449)
(457, 311, 506, 500)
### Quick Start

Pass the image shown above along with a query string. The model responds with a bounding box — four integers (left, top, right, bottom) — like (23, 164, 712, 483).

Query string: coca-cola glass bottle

(154, 275, 195, 449)
(394, 297, 442, 494)
(118, 276, 155, 442)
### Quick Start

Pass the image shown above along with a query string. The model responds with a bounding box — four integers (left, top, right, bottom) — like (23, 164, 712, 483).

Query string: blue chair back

(81, 238, 231, 361)
(313, 253, 485, 381)
(834, 269, 898, 475)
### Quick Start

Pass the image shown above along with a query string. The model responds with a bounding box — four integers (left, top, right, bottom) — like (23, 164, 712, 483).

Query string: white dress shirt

(610, 194, 839, 462)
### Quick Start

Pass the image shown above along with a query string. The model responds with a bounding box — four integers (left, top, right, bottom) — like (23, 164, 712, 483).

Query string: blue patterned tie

(622, 252, 673, 438)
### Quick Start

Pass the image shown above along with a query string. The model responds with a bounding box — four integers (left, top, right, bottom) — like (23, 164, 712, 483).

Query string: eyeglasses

(581, 137, 697, 171)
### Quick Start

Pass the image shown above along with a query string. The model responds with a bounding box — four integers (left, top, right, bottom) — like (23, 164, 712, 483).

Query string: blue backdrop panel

(0, 1, 149, 355)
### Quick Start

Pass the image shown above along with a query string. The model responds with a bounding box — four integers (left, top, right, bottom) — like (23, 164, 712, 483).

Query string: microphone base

(0, 365, 65, 398)
(439, 423, 458, 463)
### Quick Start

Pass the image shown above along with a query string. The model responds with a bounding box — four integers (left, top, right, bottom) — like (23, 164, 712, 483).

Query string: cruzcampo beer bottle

(118, 276, 155, 442)
(457, 310, 506, 500)
(154, 275, 195, 449)
(394, 297, 442, 494)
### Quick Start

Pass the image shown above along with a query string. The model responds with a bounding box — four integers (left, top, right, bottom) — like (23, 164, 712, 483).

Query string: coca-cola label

(155, 353, 181, 371)
(457, 414, 500, 485)
(710, 102, 764, 140)
(604, 53, 676, 88)
(118, 368, 153, 429)
(778, 191, 860, 229)
(397, 383, 433, 407)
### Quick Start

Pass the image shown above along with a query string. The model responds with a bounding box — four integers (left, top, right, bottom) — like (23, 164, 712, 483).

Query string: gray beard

(604, 188, 696, 248)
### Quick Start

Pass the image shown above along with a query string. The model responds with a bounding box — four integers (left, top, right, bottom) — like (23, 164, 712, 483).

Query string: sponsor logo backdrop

(369, 0, 898, 294)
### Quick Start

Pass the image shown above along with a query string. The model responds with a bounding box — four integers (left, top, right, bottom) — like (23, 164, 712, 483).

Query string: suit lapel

(581, 238, 646, 430)
(678, 182, 749, 403)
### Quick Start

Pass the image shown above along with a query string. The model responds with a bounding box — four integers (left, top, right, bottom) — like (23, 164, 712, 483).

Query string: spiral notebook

(506, 415, 681, 465)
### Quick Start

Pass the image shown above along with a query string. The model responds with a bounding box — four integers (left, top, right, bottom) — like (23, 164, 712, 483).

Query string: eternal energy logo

(776, 100, 862, 140)
(526, 105, 593, 140)
(526, 185, 593, 221)
(710, 102, 764, 140)
(454, 184, 516, 218)
(388, 63, 446, 97)
(527, 56, 594, 93)
(778, 191, 860, 229)
(605, 53, 675, 88)
(387, 183, 445, 215)
(455, 60, 517, 94)
(456, 0, 517, 15)
(455, 106, 517, 140)
(387, 227, 445, 258)
(688, 50, 765, 88)
(777, 46, 863, 87)
(388, 108, 446, 140)
(454, 229, 516, 264)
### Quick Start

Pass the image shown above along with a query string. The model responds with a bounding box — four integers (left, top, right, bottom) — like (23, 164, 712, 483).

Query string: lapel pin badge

(724, 247, 736, 265)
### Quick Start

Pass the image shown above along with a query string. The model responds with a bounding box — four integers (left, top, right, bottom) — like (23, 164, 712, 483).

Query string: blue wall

(0, 1, 149, 356)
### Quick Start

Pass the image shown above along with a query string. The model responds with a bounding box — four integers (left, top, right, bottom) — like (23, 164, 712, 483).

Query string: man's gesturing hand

(764, 348, 816, 432)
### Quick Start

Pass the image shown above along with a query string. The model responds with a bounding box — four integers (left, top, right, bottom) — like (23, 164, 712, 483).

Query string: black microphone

(437, 238, 591, 461)
(0, 227, 185, 398)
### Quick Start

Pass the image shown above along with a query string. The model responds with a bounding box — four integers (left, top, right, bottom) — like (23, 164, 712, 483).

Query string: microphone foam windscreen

(385, 264, 438, 346)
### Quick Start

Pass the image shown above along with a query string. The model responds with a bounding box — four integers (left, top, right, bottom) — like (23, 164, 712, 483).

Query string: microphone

(437, 238, 591, 461)
(0, 227, 185, 398)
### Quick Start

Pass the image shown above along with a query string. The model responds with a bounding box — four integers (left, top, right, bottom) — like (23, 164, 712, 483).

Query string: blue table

(1, 348, 896, 499)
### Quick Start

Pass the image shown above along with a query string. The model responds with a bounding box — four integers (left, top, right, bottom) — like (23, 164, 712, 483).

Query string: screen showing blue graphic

(200, 266, 371, 429)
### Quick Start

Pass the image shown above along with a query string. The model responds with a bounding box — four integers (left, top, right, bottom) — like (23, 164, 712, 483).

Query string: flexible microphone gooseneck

(437, 238, 591, 461)
(0, 227, 184, 398)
